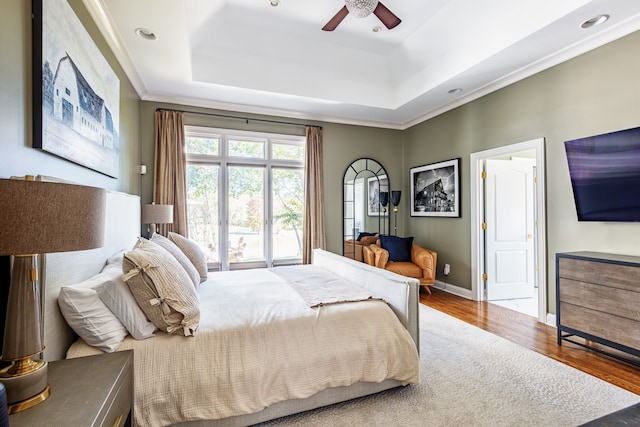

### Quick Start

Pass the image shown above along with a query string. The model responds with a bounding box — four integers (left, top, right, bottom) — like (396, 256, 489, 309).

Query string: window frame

(185, 126, 305, 270)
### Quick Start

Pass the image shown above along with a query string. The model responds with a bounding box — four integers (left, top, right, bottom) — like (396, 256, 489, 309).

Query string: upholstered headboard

(43, 191, 140, 361)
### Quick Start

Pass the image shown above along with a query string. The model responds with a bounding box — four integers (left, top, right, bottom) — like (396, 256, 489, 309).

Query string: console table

(9, 350, 132, 426)
(556, 251, 640, 365)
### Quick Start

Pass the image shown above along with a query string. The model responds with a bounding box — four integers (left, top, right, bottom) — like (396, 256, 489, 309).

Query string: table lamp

(141, 203, 173, 237)
(0, 177, 105, 413)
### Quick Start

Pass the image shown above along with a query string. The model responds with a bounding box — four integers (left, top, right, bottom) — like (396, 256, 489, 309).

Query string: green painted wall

(0, 0, 140, 193)
(403, 30, 640, 311)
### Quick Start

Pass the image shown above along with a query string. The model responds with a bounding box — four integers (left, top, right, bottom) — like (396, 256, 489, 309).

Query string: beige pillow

(123, 239, 200, 336)
(168, 232, 208, 282)
(151, 233, 200, 288)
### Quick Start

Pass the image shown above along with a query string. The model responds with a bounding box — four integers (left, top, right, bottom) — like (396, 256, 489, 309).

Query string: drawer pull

(113, 414, 123, 427)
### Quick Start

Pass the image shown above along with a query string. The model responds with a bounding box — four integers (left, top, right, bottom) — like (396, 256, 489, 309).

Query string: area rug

(257, 304, 640, 426)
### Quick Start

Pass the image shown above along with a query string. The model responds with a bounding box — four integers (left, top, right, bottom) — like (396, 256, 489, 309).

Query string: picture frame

(410, 158, 461, 217)
(33, 0, 120, 178)
(367, 175, 389, 216)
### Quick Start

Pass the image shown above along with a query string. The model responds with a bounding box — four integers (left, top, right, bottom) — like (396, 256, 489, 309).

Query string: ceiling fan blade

(322, 6, 349, 31)
(373, 2, 401, 29)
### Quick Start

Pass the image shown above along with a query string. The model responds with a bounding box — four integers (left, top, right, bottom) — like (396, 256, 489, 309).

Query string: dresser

(9, 350, 133, 426)
(556, 252, 640, 364)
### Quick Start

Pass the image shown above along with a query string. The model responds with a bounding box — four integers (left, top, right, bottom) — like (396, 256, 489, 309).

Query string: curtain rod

(156, 108, 322, 129)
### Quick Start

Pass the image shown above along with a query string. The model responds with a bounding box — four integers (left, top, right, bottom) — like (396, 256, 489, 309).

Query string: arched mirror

(342, 158, 389, 261)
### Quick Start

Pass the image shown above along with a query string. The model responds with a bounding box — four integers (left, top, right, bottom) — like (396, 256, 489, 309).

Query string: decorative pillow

(357, 231, 376, 241)
(151, 233, 200, 288)
(58, 269, 129, 353)
(168, 232, 208, 282)
(95, 271, 156, 340)
(379, 235, 414, 262)
(123, 239, 200, 336)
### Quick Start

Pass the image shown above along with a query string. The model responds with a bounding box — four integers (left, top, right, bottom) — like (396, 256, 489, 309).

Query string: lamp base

(0, 359, 49, 413)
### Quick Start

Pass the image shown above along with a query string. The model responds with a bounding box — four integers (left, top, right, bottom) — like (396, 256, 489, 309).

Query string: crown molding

(81, 0, 147, 98)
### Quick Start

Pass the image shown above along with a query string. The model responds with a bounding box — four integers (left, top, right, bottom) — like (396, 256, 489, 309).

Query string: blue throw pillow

(379, 235, 413, 262)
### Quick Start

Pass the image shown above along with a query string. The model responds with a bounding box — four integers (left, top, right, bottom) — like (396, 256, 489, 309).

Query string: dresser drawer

(558, 257, 640, 292)
(559, 277, 640, 321)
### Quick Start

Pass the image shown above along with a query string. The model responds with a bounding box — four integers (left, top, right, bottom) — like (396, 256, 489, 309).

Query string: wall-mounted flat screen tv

(564, 126, 640, 222)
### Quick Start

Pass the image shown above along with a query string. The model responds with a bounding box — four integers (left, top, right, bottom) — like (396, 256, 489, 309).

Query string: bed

(42, 191, 421, 427)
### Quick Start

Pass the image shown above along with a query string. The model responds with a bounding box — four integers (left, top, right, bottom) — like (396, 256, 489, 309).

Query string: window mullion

(266, 165, 273, 268)
(220, 157, 229, 270)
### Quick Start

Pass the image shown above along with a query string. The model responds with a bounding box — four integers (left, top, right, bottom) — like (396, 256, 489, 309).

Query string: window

(185, 126, 304, 270)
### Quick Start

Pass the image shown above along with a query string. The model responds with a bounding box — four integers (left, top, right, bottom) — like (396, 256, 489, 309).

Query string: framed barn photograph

(33, 0, 120, 178)
(367, 175, 389, 216)
(410, 158, 461, 217)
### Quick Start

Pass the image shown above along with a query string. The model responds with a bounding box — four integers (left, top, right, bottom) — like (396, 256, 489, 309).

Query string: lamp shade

(379, 191, 389, 208)
(391, 190, 402, 207)
(141, 204, 174, 225)
(0, 179, 106, 255)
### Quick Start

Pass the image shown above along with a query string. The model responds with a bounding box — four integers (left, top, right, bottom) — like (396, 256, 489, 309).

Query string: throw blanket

(271, 265, 382, 307)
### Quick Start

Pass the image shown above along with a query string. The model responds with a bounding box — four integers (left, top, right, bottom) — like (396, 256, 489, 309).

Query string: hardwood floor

(420, 288, 640, 396)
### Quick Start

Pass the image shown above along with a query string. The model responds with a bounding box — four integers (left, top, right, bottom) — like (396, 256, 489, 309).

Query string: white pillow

(58, 270, 128, 353)
(168, 232, 208, 282)
(95, 273, 156, 340)
(105, 249, 126, 266)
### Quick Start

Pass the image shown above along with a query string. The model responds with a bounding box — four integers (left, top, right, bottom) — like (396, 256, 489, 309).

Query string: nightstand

(9, 350, 133, 426)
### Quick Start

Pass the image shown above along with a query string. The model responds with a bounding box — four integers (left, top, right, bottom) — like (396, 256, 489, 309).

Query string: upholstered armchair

(363, 236, 438, 293)
(343, 233, 379, 262)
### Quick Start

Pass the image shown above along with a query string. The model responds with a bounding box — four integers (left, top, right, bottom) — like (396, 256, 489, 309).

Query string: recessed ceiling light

(270, 0, 280, 6)
(448, 88, 462, 95)
(580, 14, 609, 29)
(135, 28, 157, 40)
(372, 26, 382, 33)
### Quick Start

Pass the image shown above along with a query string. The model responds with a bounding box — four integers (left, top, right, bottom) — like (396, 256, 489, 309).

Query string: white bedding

(67, 266, 420, 427)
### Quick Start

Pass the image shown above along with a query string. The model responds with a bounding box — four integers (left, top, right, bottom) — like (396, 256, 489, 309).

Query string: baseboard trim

(430, 280, 473, 300)
(545, 313, 557, 328)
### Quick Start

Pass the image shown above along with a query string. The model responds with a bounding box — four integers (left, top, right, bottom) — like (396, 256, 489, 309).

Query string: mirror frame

(342, 158, 389, 258)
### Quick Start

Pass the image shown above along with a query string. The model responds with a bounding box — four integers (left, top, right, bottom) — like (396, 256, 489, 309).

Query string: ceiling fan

(322, 0, 401, 31)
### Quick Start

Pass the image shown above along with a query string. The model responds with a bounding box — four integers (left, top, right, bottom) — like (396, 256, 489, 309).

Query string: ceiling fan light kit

(345, 0, 378, 18)
(323, 0, 400, 31)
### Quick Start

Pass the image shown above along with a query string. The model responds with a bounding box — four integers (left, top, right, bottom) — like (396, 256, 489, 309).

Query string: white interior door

(485, 159, 535, 300)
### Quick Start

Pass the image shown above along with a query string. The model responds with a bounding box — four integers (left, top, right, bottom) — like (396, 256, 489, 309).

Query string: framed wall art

(367, 175, 389, 216)
(410, 158, 461, 217)
(33, 0, 120, 178)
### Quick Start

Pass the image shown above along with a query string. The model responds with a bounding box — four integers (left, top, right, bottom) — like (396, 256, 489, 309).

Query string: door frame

(470, 138, 548, 322)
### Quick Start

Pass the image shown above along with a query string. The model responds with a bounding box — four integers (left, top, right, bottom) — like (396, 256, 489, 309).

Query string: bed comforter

(67, 266, 420, 427)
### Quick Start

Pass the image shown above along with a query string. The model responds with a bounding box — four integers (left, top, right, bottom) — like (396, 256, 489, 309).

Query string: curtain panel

(302, 126, 326, 263)
(153, 110, 188, 236)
